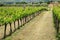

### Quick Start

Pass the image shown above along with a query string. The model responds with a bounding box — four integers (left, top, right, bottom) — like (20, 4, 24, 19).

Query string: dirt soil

(4, 10, 57, 40)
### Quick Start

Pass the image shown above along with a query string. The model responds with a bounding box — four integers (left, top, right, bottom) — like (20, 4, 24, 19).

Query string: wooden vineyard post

(23, 18, 25, 25)
(23, 18, 25, 24)
(30, 15, 32, 20)
(18, 19, 20, 29)
(14, 21, 16, 32)
(27, 16, 29, 22)
(9, 23, 12, 35)
(4, 23, 7, 38)
(20, 18, 22, 26)
(25, 16, 27, 23)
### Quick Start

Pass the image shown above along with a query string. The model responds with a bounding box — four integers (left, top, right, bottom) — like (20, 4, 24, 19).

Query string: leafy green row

(53, 6, 60, 20)
(53, 6, 60, 40)
(0, 6, 47, 25)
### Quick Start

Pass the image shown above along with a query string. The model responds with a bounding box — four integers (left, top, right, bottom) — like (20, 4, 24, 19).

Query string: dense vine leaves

(53, 6, 60, 21)
(0, 6, 47, 25)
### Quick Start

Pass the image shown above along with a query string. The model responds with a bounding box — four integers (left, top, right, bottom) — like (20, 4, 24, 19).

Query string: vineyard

(0, 3, 60, 40)
(0, 6, 48, 40)
(0, 6, 47, 25)
(53, 6, 60, 40)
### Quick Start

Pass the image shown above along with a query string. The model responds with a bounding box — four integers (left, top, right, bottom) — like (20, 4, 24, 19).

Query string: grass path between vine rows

(4, 10, 57, 40)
